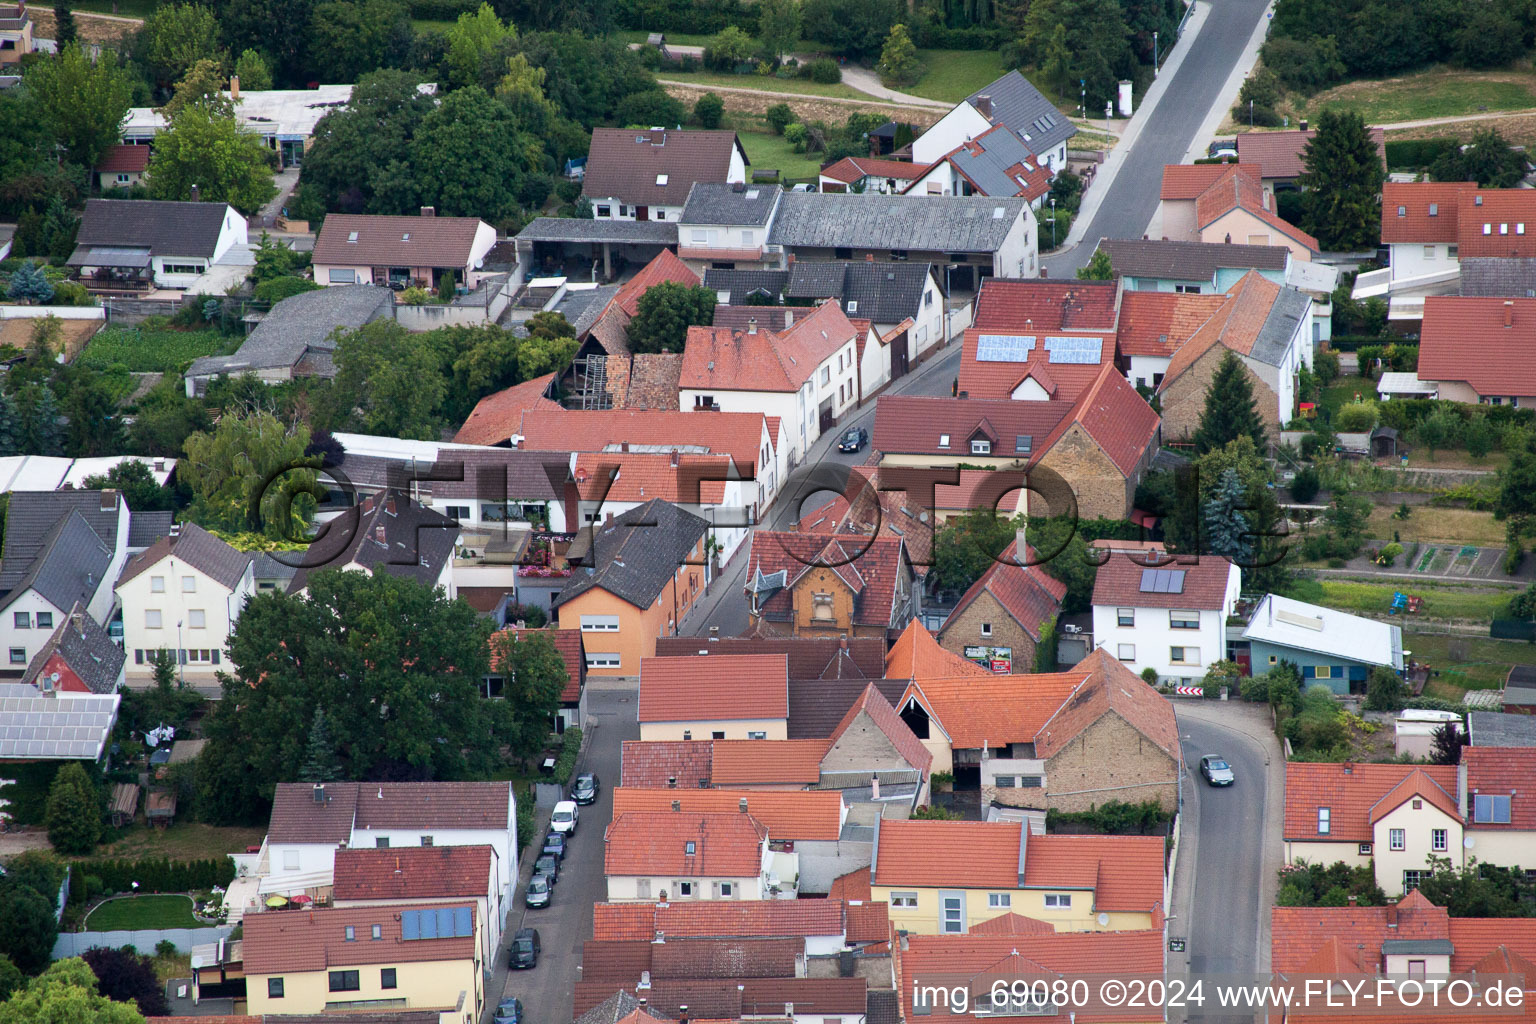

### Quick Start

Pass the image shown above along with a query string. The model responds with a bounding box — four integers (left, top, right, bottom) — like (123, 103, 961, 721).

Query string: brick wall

(1043, 711, 1178, 813)
(1159, 345, 1280, 442)
(938, 590, 1041, 673)
(1037, 423, 1135, 521)
(822, 709, 919, 774)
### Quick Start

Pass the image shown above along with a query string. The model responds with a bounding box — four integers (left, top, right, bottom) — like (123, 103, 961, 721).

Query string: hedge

(1326, 334, 1415, 351)
(552, 727, 583, 786)
(1384, 138, 1459, 170)
(1045, 799, 1172, 835)
(911, 23, 1007, 49)
(70, 857, 236, 898)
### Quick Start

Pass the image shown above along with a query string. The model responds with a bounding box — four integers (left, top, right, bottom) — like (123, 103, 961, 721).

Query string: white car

(551, 800, 578, 835)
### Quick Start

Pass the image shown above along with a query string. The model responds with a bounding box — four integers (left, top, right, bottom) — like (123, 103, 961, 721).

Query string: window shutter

(1301, 665, 1315, 678)
(712, 881, 721, 897)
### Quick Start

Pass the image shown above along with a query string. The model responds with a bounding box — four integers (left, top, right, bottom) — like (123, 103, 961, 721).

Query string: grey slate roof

(1468, 711, 1536, 747)
(0, 685, 120, 761)
(0, 510, 113, 614)
(185, 285, 393, 380)
(251, 552, 299, 589)
(128, 510, 175, 549)
(1249, 286, 1311, 367)
(287, 492, 460, 594)
(22, 604, 125, 694)
(967, 70, 1078, 154)
(769, 193, 1028, 254)
(948, 127, 1042, 197)
(1098, 237, 1289, 281)
(681, 182, 782, 227)
(556, 498, 709, 611)
(702, 269, 790, 304)
(118, 522, 251, 592)
(74, 198, 239, 259)
(785, 261, 936, 324)
(576, 991, 668, 1024)
(0, 491, 123, 594)
(428, 449, 563, 502)
(515, 217, 678, 245)
(1459, 257, 1536, 297)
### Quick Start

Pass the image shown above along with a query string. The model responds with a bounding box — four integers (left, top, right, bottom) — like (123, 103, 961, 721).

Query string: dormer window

(971, 439, 991, 455)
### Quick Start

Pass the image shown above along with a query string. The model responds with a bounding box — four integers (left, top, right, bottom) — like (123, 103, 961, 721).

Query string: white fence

(0, 305, 105, 321)
(53, 925, 234, 960)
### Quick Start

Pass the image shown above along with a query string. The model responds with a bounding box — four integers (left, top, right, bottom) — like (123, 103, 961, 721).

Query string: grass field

(77, 327, 229, 373)
(1404, 631, 1531, 692)
(94, 823, 266, 861)
(904, 49, 1008, 103)
(655, 67, 864, 99)
(1365, 507, 1508, 547)
(1288, 576, 1515, 623)
(738, 128, 823, 181)
(85, 894, 200, 931)
(1295, 65, 1536, 125)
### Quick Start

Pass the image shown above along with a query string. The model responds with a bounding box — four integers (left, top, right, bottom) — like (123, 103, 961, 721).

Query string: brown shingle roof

(1237, 127, 1386, 180)
(895, 670, 1087, 750)
(1022, 833, 1165, 913)
(267, 781, 359, 844)
(266, 781, 514, 843)
(603, 811, 768, 876)
(655, 634, 885, 678)
(681, 301, 856, 393)
(637, 654, 788, 723)
(1090, 550, 1235, 611)
(1160, 163, 1244, 200)
(1457, 189, 1536, 257)
(942, 540, 1066, 647)
(650, 936, 805, 978)
(787, 676, 909, 739)
(242, 902, 477, 974)
(968, 911, 1054, 934)
(746, 532, 909, 629)
(97, 144, 150, 173)
(1039, 362, 1160, 477)
(1270, 891, 1449, 973)
(1033, 648, 1179, 760)
(518, 408, 769, 483)
(820, 156, 926, 185)
(313, 213, 487, 269)
(1115, 290, 1229, 358)
(117, 522, 251, 591)
(584, 129, 747, 209)
(332, 845, 493, 901)
(1191, 164, 1319, 251)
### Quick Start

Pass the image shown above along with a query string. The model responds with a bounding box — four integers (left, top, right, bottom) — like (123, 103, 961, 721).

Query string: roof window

(1501, 223, 1510, 235)
(1484, 224, 1492, 235)
(402, 232, 411, 241)
(347, 231, 358, 242)
(656, 174, 669, 186)
(1397, 205, 1406, 217)
(1428, 203, 1438, 216)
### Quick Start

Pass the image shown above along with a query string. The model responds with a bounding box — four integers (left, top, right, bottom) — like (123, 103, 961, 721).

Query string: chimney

(1263, 191, 1271, 211)
(975, 94, 993, 119)
(1299, 119, 1308, 132)
(785, 310, 794, 327)
(312, 783, 326, 804)
(739, 797, 748, 813)
(1343, 761, 1353, 775)
(1385, 904, 1399, 927)
(678, 1009, 688, 1024)
(667, 776, 677, 788)
(1348, 895, 1358, 906)
(100, 488, 119, 511)
(871, 775, 880, 800)
(1505, 300, 1515, 327)
(638, 970, 651, 989)
(420, 206, 436, 217)
(190, 184, 200, 203)
(672, 799, 681, 811)
(786, 252, 795, 265)
(230, 75, 240, 100)
(168, 522, 181, 539)
(747, 318, 757, 335)
(670, 449, 679, 467)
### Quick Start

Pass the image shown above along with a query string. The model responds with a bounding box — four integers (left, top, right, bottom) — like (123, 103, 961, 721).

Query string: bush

(1046, 800, 1172, 835)
(694, 92, 725, 129)
(765, 102, 795, 135)
(616, 89, 686, 129)
(1334, 400, 1379, 432)
(1140, 667, 1159, 685)
(253, 276, 319, 304)
(1313, 349, 1340, 384)
(552, 726, 583, 785)
(784, 122, 809, 152)
(1364, 665, 1408, 712)
(1384, 137, 1459, 170)
(69, 857, 237, 895)
(516, 793, 535, 851)
(1290, 465, 1321, 503)
(1375, 541, 1404, 567)
(45, 762, 101, 854)
(800, 57, 842, 83)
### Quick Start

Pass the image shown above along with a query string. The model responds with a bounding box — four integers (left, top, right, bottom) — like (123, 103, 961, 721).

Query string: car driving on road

(837, 426, 868, 453)
(1199, 755, 1235, 786)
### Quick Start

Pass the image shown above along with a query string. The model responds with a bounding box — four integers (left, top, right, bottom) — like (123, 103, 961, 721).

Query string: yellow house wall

(872, 885, 1149, 935)
(1464, 829, 1536, 869)
(639, 718, 788, 741)
(247, 958, 479, 1017)
(1373, 802, 1462, 897)
(1285, 840, 1371, 870)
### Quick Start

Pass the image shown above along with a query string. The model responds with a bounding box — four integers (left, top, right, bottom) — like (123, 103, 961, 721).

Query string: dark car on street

(510, 928, 540, 969)
(524, 873, 552, 909)
(541, 831, 567, 860)
(1199, 755, 1235, 786)
(494, 998, 524, 1024)
(837, 426, 868, 453)
(572, 773, 599, 805)
(534, 853, 560, 883)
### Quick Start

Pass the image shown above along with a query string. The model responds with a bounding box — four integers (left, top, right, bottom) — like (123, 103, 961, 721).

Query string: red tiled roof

(1270, 891, 1450, 973)
(681, 301, 856, 393)
(655, 634, 886, 678)
(710, 305, 818, 333)
(621, 739, 715, 788)
(1381, 181, 1477, 244)
(612, 787, 843, 840)
(497, 628, 584, 703)
(571, 452, 734, 504)
(332, 845, 493, 901)
(1041, 362, 1160, 477)
(1236, 127, 1385, 180)
(969, 911, 1054, 934)
(828, 866, 872, 901)
(638, 654, 788, 723)
(710, 738, 827, 786)
(1022, 833, 1165, 913)
(97, 144, 150, 173)
(972, 279, 1119, 333)
(872, 394, 1069, 455)
(1160, 163, 1246, 200)
(886, 619, 990, 679)
(1367, 767, 1462, 824)
(821, 156, 927, 184)
(845, 900, 890, 943)
(826, 681, 934, 775)
(584, 128, 745, 210)
(614, 249, 702, 316)
(1193, 164, 1320, 252)
(792, 466, 937, 576)
(649, 935, 807, 978)
(453, 373, 562, 445)
(1283, 762, 1459, 842)
(1115, 290, 1228, 357)
(1159, 270, 1285, 385)
(873, 819, 1023, 888)
(1420, 296, 1536, 399)
(943, 539, 1066, 647)
(313, 213, 486, 269)
(1448, 920, 1536, 972)
(603, 810, 767, 876)
(1033, 648, 1179, 761)
(518, 408, 769, 481)
(577, 939, 655, 986)
(896, 931, 1166, 1023)
(1457, 189, 1536, 257)
(592, 899, 847, 940)
(746, 532, 908, 629)
(1090, 550, 1235, 610)
(897, 670, 1087, 750)
(242, 902, 477, 974)
(1463, 746, 1536, 829)
(958, 338, 1115, 404)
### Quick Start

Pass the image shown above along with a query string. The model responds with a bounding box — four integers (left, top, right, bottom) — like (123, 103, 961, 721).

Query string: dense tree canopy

(198, 571, 506, 823)
(25, 43, 135, 171)
(1012, 0, 1131, 108)
(802, 0, 899, 59)
(82, 948, 169, 1018)
(147, 104, 279, 214)
(0, 959, 144, 1024)
(309, 0, 413, 84)
(181, 409, 316, 538)
(1299, 109, 1387, 250)
(628, 282, 716, 355)
(134, 3, 227, 90)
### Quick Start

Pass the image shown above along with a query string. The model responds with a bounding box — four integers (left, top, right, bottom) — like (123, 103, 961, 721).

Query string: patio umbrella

(265, 895, 288, 907)
(291, 894, 312, 905)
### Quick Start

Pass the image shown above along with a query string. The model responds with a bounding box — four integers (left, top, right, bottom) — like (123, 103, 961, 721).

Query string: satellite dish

(1464, 836, 1475, 850)
(1097, 912, 1110, 926)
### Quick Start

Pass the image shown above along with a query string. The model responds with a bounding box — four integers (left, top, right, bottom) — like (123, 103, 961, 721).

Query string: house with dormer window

(603, 809, 776, 901)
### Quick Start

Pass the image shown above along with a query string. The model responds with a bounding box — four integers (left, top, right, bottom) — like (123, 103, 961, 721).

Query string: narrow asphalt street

(494, 684, 636, 1024)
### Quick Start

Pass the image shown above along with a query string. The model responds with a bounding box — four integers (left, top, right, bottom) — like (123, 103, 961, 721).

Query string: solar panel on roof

(976, 334, 1037, 362)
(1044, 336, 1103, 364)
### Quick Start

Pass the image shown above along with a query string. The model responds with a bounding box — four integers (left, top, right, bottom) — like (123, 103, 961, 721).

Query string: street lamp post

(1250, 99, 1254, 128)
(1154, 31, 1159, 72)
(1080, 79, 1086, 118)
(1049, 197, 1056, 249)
(176, 620, 184, 684)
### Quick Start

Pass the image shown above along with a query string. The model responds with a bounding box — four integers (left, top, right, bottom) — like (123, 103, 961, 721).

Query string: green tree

(490, 630, 568, 760)
(250, 232, 311, 283)
(1290, 464, 1320, 503)
(16, 383, 63, 456)
(876, 24, 924, 86)
(61, 370, 126, 457)
(413, 87, 540, 220)
(299, 707, 342, 782)
(517, 333, 578, 380)
(765, 102, 795, 135)
(0, 956, 22, 1003)
(2, 852, 65, 910)
(1363, 665, 1408, 712)
(180, 409, 315, 538)
(147, 105, 278, 214)
(1017, 0, 1129, 110)
(932, 505, 1017, 593)
(293, 70, 437, 214)
(0, 390, 19, 457)
(628, 281, 716, 354)
(135, 3, 228, 89)
(705, 25, 755, 69)
(1298, 108, 1386, 250)
(7, 263, 54, 304)
(1040, 21, 1071, 99)
(1203, 467, 1253, 564)
(1431, 721, 1465, 765)
(1077, 249, 1113, 280)
(615, 89, 685, 129)
(40, 195, 79, 260)
(1194, 350, 1266, 454)
(127, 373, 212, 458)
(1020, 515, 1098, 614)
(1465, 415, 1494, 460)
(758, 0, 802, 63)
(327, 320, 449, 438)
(801, 0, 898, 59)
(1415, 859, 1536, 916)
(221, 0, 314, 87)
(198, 571, 501, 823)
(1429, 127, 1528, 188)
(44, 762, 101, 855)
(445, 3, 514, 89)
(52, 3, 77, 46)
(694, 92, 724, 130)
(158, 58, 234, 120)
(0, 958, 144, 1023)
(309, 0, 412, 84)
(1495, 433, 1536, 546)
(232, 49, 274, 91)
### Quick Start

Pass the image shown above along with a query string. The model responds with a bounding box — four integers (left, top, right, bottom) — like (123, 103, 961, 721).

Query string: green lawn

(77, 327, 230, 373)
(737, 128, 823, 182)
(1308, 578, 1514, 623)
(85, 894, 200, 931)
(93, 823, 266, 860)
(1297, 66, 1536, 125)
(1402, 632, 1533, 691)
(904, 49, 1008, 104)
(654, 68, 865, 100)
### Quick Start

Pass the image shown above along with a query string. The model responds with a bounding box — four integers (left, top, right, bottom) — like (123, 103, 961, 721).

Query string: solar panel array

(0, 695, 118, 759)
(401, 906, 474, 941)
(1044, 336, 1104, 364)
(976, 334, 1037, 362)
(1139, 568, 1187, 594)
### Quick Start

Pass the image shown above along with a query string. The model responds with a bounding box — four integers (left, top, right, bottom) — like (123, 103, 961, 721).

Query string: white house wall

(912, 103, 993, 166)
